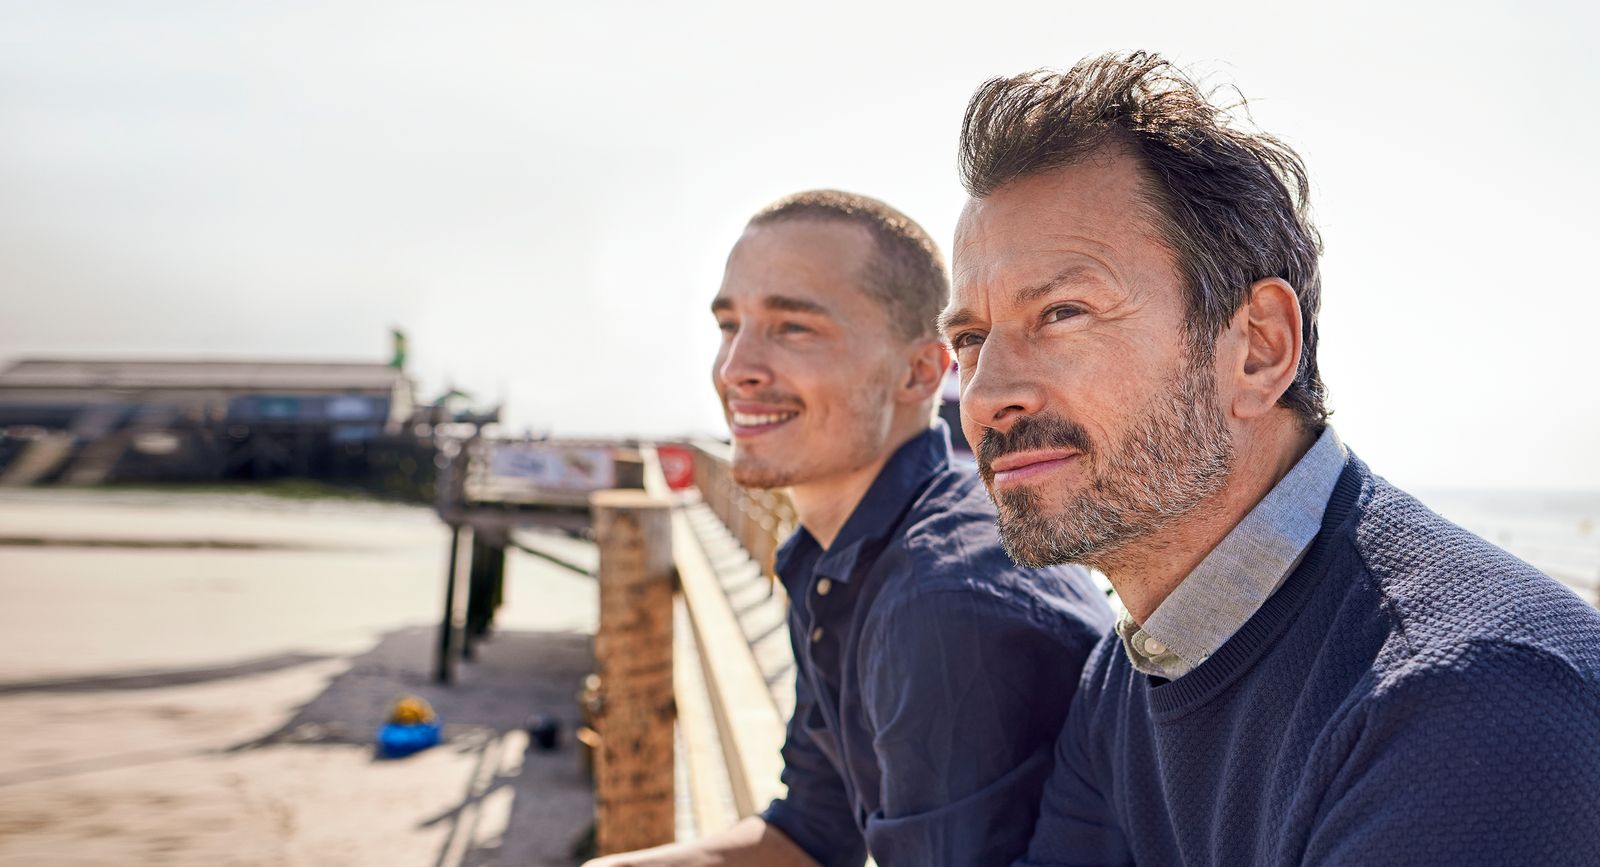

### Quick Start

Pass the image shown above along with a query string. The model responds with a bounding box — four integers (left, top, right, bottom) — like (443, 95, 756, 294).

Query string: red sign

(656, 445, 696, 490)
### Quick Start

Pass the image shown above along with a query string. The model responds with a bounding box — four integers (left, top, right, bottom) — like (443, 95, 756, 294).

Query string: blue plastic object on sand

(377, 722, 442, 758)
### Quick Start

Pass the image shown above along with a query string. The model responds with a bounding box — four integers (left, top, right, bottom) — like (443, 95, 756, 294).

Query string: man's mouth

(986, 450, 1081, 486)
(729, 408, 800, 437)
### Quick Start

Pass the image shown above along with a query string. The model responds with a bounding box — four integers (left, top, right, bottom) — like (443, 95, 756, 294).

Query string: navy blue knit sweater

(1020, 455, 1600, 866)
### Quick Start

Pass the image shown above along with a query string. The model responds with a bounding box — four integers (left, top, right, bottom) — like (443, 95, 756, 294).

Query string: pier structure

(436, 433, 796, 855)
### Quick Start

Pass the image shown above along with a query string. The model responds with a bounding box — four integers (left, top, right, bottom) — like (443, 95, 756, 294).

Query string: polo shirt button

(816, 578, 833, 596)
(810, 626, 824, 643)
(1144, 636, 1169, 656)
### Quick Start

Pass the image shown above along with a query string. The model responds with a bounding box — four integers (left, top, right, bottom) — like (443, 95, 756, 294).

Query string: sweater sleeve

(1304, 640, 1600, 867)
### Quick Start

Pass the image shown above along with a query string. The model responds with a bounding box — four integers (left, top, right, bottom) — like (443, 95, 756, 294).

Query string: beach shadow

(0, 651, 336, 695)
(229, 624, 597, 866)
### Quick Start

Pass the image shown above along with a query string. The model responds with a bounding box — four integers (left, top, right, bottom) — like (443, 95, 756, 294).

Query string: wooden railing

(690, 440, 796, 584)
(587, 445, 791, 856)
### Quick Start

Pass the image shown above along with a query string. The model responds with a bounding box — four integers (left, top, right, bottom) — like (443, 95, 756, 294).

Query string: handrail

(637, 446, 788, 831)
(689, 440, 796, 585)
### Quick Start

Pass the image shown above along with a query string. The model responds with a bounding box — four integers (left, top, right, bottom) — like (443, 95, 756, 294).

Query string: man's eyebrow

(937, 306, 979, 336)
(763, 294, 831, 316)
(709, 294, 833, 317)
(1014, 264, 1104, 306)
(940, 265, 1106, 338)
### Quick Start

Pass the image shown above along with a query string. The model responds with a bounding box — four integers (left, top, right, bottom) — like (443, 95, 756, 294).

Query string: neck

(1105, 421, 1317, 623)
(789, 418, 929, 550)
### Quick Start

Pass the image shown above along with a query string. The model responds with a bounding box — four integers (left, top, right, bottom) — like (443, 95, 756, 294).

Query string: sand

(0, 488, 598, 866)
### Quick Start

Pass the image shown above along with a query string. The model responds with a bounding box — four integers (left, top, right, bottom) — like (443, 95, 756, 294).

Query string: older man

(943, 52, 1600, 866)
(588, 190, 1110, 867)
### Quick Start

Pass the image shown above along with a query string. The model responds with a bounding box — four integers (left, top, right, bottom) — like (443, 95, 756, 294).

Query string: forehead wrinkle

(1013, 263, 1110, 306)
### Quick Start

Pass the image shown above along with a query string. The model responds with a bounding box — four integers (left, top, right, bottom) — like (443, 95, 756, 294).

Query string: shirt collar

(775, 421, 952, 586)
(1122, 425, 1348, 679)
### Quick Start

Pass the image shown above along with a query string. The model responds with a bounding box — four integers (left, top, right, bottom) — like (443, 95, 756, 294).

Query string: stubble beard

(984, 354, 1235, 569)
(731, 455, 800, 490)
(728, 375, 893, 492)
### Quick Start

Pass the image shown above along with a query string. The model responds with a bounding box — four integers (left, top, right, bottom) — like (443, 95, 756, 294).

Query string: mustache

(721, 390, 803, 409)
(976, 413, 1094, 484)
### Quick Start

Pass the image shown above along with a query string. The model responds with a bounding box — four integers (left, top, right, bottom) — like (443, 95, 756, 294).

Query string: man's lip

(727, 401, 798, 414)
(988, 449, 1081, 474)
(987, 450, 1081, 485)
(727, 405, 801, 437)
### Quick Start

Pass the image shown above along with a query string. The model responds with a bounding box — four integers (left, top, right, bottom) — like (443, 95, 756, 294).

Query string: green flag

(390, 329, 407, 370)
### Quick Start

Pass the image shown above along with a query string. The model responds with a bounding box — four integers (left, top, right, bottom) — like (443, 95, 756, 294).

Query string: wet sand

(0, 488, 598, 866)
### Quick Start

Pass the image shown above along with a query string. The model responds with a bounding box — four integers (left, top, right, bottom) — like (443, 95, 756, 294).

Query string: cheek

(1082, 350, 1188, 435)
(957, 373, 982, 437)
(1040, 340, 1153, 426)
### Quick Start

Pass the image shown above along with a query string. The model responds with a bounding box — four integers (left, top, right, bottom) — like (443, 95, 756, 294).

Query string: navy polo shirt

(760, 422, 1113, 866)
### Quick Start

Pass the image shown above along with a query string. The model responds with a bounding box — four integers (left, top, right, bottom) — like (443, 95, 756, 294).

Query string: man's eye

(950, 332, 985, 351)
(716, 320, 738, 335)
(1044, 305, 1082, 324)
(779, 322, 813, 335)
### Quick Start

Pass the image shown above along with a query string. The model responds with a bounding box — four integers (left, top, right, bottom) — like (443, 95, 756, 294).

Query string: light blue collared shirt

(1117, 426, 1347, 680)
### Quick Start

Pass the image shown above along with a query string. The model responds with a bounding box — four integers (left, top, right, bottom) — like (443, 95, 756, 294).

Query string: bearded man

(588, 190, 1111, 867)
(943, 52, 1600, 866)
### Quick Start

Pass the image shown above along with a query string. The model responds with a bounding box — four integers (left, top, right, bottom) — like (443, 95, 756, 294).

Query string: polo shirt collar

(775, 421, 952, 585)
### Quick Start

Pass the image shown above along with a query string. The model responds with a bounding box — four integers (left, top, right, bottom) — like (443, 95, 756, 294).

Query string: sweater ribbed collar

(1144, 453, 1370, 719)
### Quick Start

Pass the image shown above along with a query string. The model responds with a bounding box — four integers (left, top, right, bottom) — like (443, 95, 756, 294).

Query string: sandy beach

(0, 488, 598, 866)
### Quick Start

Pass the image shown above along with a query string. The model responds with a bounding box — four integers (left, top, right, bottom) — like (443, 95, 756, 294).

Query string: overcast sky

(2, 0, 1596, 491)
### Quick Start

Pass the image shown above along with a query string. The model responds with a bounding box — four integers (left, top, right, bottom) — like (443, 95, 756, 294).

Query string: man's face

(712, 220, 902, 490)
(945, 149, 1235, 568)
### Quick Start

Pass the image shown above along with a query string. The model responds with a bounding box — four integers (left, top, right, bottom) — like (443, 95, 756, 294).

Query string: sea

(1415, 488, 1600, 604)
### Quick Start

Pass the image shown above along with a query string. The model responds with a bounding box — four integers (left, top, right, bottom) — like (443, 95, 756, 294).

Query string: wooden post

(464, 531, 505, 659)
(590, 489, 676, 855)
(435, 524, 464, 684)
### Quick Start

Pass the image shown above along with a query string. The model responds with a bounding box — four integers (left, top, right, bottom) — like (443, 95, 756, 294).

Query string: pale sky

(2, 0, 1596, 491)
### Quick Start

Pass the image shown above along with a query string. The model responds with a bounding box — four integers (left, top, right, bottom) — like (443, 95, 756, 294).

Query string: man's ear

(1230, 277, 1303, 420)
(900, 339, 951, 404)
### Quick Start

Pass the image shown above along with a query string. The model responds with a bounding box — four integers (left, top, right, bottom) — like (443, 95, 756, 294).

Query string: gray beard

(992, 360, 1235, 569)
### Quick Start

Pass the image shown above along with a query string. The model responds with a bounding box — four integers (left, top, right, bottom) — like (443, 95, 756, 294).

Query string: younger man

(591, 191, 1111, 866)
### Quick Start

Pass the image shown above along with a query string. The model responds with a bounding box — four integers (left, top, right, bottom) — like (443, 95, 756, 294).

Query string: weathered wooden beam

(673, 596, 739, 839)
(670, 500, 787, 817)
(590, 488, 676, 855)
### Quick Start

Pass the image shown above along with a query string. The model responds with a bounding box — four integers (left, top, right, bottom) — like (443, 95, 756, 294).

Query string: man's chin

(997, 519, 1077, 566)
(993, 491, 1111, 569)
(730, 456, 797, 491)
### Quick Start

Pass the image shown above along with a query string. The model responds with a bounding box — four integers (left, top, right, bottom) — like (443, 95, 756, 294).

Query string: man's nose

(716, 330, 773, 392)
(960, 335, 1046, 434)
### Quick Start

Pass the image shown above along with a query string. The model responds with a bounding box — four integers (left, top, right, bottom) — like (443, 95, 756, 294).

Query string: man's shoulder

(1351, 472, 1600, 676)
(891, 465, 1024, 578)
(874, 467, 1113, 637)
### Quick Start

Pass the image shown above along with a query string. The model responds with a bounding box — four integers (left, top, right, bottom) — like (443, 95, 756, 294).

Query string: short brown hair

(959, 51, 1329, 430)
(749, 190, 948, 341)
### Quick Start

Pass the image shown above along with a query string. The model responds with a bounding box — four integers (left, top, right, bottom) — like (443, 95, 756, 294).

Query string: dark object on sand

(527, 715, 561, 751)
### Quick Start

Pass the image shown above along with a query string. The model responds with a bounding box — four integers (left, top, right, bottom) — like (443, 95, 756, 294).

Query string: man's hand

(582, 816, 819, 867)
(582, 841, 718, 867)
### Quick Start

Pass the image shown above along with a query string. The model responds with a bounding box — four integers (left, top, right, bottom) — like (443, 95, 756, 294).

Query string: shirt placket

(803, 571, 844, 693)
